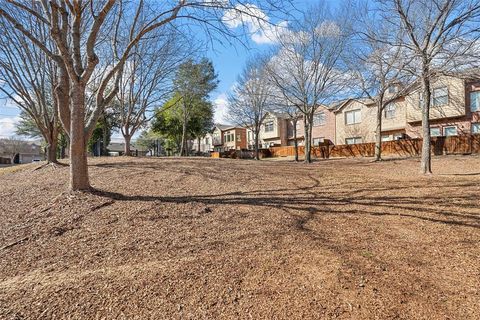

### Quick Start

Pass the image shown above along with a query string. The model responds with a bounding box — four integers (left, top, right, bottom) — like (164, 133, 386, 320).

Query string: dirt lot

(0, 155, 479, 319)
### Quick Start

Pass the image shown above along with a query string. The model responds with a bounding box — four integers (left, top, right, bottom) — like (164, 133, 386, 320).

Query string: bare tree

(349, 6, 414, 161)
(0, 0, 292, 190)
(378, 0, 480, 173)
(227, 58, 270, 160)
(116, 28, 191, 156)
(0, 17, 60, 163)
(265, 3, 350, 163)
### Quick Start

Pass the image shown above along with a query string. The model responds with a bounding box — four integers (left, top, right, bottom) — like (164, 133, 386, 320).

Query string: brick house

(212, 124, 247, 152)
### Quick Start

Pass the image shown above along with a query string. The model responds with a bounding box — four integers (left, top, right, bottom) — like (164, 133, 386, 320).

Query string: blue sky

(0, 0, 320, 141)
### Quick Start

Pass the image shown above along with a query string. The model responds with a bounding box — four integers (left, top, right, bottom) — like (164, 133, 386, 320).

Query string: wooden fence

(269, 134, 480, 159)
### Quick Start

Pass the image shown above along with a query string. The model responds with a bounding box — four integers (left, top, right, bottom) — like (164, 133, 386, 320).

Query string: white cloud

(222, 4, 287, 45)
(213, 93, 228, 123)
(0, 116, 21, 138)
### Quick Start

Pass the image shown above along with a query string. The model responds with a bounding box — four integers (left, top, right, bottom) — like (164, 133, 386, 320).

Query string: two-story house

(334, 94, 408, 145)
(405, 75, 480, 138)
(212, 124, 247, 152)
(246, 112, 290, 149)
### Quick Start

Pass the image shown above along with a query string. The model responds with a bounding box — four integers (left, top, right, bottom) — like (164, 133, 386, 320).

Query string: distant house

(0, 139, 43, 163)
(191, 132, 214, 154)
(211, 124, 247, 152)
(107, 142, 149, 156)
(246, 112, 290, 149)
(294, 105, 338, 146)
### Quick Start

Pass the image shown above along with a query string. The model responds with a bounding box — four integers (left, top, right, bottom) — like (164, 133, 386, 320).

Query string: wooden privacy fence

(269, 134, 480, 159)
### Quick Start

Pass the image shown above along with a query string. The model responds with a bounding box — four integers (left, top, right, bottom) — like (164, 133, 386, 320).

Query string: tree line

(227, 0, 480, 172)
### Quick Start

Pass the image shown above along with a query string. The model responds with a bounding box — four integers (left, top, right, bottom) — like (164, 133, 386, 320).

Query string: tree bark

(197, 136, 201, 155)
(421, 75, 432, 174)
(69, 85, 90, 191)
(124, 135, 132, 156)
(254, 126, 260, 160)
(293, 118, 298, 162)
(375, 100, 383, 161)
(304, 114, 312, 163)
(179, 101, 188, 156)
(46, 138, 58, 163)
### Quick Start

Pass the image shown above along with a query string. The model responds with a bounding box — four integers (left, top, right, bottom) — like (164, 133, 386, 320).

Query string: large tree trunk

(375, 100, 383, 161)
(69, 86, 90, 191)
(46, 137, 58, 163)
(124, 134, 132, 156)
(293, 118, 298, 162)
(421, 75, 432, 174)
(197, 136, 201, 155)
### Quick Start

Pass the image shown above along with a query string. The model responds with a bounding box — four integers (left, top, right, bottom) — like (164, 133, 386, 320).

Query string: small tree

(266, 3, 350, 163)
(174, 58, 218, 156)
(227, 58, 270, 160)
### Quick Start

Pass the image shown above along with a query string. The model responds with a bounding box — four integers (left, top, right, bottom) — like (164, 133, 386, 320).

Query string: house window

(384, 103, 396, 119)
(472, 123, 480, 134)
(430, 127, 441, 137)
(345, 137, 362, 145)
(265, 121, 274, 132)
(393, 133, 404, 140)
(312, 137, 325, 145)
(313, 112, 326, 126)
(470, 91, 480, 112)
(236, 134, 241, 142)
(381, 135, 391, 142)
(205, 138, 209, 145)
(345, 109, 361, 125)
(433, 87, 448, 107)
(444, 126, 457, 137)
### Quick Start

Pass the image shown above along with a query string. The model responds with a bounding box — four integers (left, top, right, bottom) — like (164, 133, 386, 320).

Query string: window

(345, 137, 363, 145)
(472, 123, 480, 134)
(384, 103, 396, 119)
(312, 137, 325, 145)
(313, 112, 326, 126)
(430, 127, 441, 137)
(224, 132, 234, 142)
(265, 121, 274, 132)
(470, 91, 480, 112)
(444, 126, 457, 137)
(345, 109, 361, 125)
(418, 92, 424, 109)
(236, 134, 241, 142)
(381, 135, 391, 142)
(205, 138, 209, 145)
(433, 87, 448, 106)
(393, 133, 404, 140)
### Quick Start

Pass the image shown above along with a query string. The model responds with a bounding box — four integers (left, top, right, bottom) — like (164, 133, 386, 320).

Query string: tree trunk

(46, 138, 58, 163)
(254, 127, 260, 160)
(304, 114, 312, 163)
(124, 135, 132, 156)
(421, 76, 432, 174)
(180, 101, 188, 156)
(293, 118, 298, 162)
(102, 121, 108, 156)
(69, 85, 90, 191)
(197, 136, 201, 155)
(375, 101, 383, 161)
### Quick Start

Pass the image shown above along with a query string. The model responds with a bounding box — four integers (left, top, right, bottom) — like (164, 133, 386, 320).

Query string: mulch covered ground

(0, 155, 479, 319)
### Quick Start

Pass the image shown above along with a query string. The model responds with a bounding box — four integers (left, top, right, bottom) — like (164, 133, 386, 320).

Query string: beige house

(334, 89, 410, 145)
(246, 112, 290, 149)
(404, 75, 480, 137)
